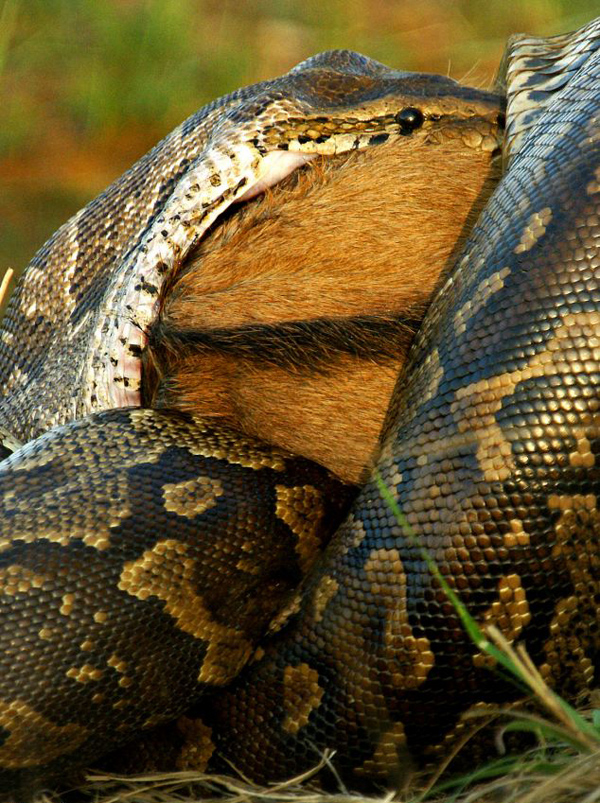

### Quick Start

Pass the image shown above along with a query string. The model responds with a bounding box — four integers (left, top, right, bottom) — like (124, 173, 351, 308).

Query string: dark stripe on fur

(149, 314, 425, 371)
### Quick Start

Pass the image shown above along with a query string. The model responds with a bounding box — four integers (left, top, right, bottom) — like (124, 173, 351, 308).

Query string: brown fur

(144, 135, 501, 484)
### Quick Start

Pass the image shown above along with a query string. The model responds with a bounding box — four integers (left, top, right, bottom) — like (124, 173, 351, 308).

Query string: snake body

(0, 18, 599, 800)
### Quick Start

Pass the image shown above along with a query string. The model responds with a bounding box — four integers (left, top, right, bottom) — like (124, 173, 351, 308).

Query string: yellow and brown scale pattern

(0, 408, 354, 796)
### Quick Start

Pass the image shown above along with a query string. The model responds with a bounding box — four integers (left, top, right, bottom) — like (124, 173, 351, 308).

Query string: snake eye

(395, 107, 424, 134)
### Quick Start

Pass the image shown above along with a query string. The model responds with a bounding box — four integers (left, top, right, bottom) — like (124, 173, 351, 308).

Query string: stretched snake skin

(0, 17, 599, 800)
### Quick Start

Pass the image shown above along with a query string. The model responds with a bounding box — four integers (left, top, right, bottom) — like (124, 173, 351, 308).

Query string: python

(0, 18, 598, 802)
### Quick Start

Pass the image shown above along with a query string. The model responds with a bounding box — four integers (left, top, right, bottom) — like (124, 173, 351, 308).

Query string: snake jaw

(96, 110, 503, 415)
(101, 151, 319, 410)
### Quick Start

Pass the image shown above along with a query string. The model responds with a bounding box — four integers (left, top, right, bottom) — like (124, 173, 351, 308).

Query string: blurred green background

(0, 0, 597, 283)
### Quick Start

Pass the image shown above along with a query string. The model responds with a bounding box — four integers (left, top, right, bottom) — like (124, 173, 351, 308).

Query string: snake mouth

(105, 152, 323, 411)
(104, 151, 320, 411)
(105, 108, 504, 413)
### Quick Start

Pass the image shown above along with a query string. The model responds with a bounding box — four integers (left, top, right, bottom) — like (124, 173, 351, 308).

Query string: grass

(41, 720, 600, 803)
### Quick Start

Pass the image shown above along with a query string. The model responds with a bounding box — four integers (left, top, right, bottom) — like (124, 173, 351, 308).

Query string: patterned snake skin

(0, 17, 599, 800)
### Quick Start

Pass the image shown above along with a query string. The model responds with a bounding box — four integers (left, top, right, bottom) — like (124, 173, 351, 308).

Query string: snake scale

(0, 17, 599, 801)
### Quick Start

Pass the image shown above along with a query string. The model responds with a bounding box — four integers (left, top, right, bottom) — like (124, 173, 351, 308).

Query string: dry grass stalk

(483, 626, 599, 752)
(0, 267, 14, 308)
(68, 759, 400, 803)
